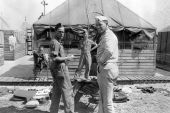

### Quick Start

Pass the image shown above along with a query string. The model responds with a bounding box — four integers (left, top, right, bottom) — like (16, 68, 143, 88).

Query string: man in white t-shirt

(9, 35, 17, 51)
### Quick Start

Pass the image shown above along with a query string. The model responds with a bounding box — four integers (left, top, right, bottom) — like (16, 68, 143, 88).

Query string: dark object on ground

(157, 88, 170, 97)
(73, 78, 99, 111)
(10, 95, 27, 101)
(0, 106, 49, 113)
(0, 87, 10, 96)
(113, 90, 129, 103)
(33, 51, 48, 78)
(136, 86, 156, 93)
(74, 77, 129, 109)
(13, 89, 36, 101)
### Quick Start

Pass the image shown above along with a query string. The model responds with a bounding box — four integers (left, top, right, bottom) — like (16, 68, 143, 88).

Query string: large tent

(33, 0, 156, 38)
(33, 0, 157, 77)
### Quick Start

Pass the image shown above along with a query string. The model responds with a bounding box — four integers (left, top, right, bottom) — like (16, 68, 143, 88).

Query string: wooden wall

(157, 32, 170, 65)
(118, 49, 155, 76)
(3, 30, 26, 60)
(32, 45, 156, 79)
(33, 38, 156, 77)
(66, 47, 156, 77)
(0, 31, 4, 66)
(33, 42, 156, 77)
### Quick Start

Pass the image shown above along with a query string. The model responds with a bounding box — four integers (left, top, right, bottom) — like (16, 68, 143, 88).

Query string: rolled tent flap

(126, 27, 156, 40)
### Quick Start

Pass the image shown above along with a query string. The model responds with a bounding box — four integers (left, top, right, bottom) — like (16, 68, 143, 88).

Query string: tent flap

(33, 0, 156, 38)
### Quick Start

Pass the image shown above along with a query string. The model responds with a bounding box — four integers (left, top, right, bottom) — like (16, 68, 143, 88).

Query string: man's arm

(53, 56, 74, 61)
(89, 40, 98, 51)
(98, 36, 117, 64)
(51, 41, 75, 62)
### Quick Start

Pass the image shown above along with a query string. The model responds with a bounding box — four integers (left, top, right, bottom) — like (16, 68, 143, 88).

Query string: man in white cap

(49, 23, 75, 113)
(95, 16, 119, 113)
(75, 29, 98, 79)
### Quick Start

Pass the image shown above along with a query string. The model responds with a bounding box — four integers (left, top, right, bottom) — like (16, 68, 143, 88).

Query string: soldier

(75, 29, 98, 79)
(95, 16, 119, 113)
(49, 23, 75, 113)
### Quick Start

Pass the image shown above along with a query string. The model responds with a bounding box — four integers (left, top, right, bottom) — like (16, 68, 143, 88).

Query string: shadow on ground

(0, 106, 49, 113)
(0, 64, 52, 81)
(1, 64, 33, 79)
(28, 57, 34, 61)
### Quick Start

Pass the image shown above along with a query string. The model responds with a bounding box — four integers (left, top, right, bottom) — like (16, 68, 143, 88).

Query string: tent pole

(100, 0, 104, 15)
(85, 0, 90, 31)
(67, 0, 70, 54)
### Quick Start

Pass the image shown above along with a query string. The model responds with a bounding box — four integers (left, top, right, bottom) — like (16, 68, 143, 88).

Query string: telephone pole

(41, 0, 48, 15)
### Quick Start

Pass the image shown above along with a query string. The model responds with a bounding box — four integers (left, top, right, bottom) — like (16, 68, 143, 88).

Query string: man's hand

(67, 54, 76, 60)
(98, 62, 103, 73)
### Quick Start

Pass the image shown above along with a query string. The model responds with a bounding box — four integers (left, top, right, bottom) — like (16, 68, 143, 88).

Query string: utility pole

(41, 0, 48, 15)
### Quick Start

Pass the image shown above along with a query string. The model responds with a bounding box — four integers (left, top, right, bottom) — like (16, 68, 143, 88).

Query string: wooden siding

(3, 30, 26, 60)
(0, 31, 4, 66)
(66, 49, 156, 76)
(33, 40, 156, 77)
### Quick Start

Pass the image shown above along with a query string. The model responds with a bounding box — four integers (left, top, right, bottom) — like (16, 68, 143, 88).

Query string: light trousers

(97, 63, 118, 113)
(76, 52, 92, 79)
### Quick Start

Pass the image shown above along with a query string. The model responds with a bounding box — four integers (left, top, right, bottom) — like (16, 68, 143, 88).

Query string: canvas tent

(33, 0, 157, 77)
(33, 0, 156, 37)
(157, 26, 170, 70)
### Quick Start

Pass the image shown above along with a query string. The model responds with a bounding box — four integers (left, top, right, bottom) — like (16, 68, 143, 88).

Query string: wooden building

(157, 26, 170, 71)
(3, 30, 26, 60)
(0, 30, 4, 66)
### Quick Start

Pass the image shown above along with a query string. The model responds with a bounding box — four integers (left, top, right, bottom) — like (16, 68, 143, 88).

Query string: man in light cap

(49, 23, 75, 113)
(75, 29, 98, 79)
(95, 16, 119, 113)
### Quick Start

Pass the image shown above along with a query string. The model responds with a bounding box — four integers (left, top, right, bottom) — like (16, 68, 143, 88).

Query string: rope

(115, 0, 125, 49)
(67, 0, 70, 55)
(85, 0, 90, 31)
(68, 0, 70, 26)
(100, 0, 104, 15)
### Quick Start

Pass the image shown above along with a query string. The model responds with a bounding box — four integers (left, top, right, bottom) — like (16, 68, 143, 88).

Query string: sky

(118, 0, 170, 31)
(0, 0, 66, 30)
(0, 0, 170, 31)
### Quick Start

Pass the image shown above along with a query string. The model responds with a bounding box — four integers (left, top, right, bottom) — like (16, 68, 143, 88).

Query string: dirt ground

(0, 83, 170, 113)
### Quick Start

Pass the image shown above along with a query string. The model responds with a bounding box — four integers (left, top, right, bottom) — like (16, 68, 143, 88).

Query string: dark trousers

(50, 64, 74, 113)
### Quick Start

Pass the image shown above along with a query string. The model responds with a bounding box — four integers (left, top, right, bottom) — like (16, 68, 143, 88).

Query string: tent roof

(159, 26, 170, 32)
(34, 0, 156, 30)
(0, 16, 10, 30)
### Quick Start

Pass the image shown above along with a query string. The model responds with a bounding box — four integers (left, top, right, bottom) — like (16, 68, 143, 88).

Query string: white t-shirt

(9, 35, 17, 45)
